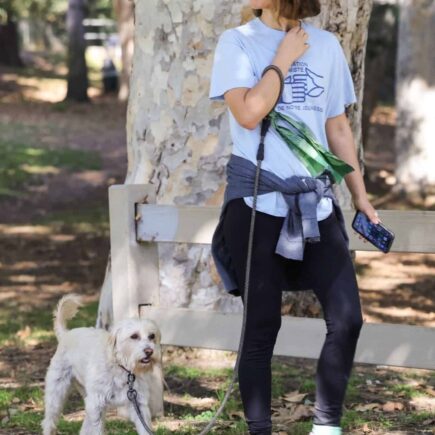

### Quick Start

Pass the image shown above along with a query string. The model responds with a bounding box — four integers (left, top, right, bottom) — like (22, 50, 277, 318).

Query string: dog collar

(118, 365, 153, 433)
(119, 364, 136, 386)
(118, 363, 132, 374)
(119, 364, 138, 400)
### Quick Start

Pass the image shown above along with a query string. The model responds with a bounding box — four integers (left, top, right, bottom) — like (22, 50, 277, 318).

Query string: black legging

(222, 198, 364, 434)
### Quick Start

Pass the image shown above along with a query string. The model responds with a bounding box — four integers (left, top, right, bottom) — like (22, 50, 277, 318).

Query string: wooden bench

(109, 184, 435, 371)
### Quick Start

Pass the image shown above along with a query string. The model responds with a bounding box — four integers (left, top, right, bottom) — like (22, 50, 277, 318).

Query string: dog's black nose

(144, 349, 153, 356)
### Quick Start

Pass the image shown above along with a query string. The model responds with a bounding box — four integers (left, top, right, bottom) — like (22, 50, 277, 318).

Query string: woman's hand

(352, 194, 381, 242)
(273, 25, 310, 74)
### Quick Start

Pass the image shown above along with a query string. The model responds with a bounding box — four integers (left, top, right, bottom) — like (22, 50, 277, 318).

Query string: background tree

(395, 0, 435, 194)
(0, 0, 70, 65)
(65, 0, 89, 101)
(0, 0, 26, 66)
(96, 0, 374, 328)
(362, 2, 398, 149)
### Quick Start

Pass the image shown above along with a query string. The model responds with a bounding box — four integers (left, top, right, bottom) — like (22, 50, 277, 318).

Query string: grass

(344, 375, 364, 403)
(390, 382, 426, 399)
(4, 410, 140, 434)
(164, 364, 233, 381)
(1, 320, 434, 434)
(298, 378, 316, 394)
(0, 386, 43, 412)
(33, 204, 110, 235)
(0, 298, 99, 348)
(0, 139, 102, 198)
(0, 300, 100, 433)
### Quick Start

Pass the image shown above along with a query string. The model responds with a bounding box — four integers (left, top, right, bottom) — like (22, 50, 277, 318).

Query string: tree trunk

(96, 0, 373, 327)
(395, 0, 435, 193)
(0, 19, 23, 67)
(362, 2, 398, 150)
(113, 0, 134, 101)
(66, 0, 89, 102)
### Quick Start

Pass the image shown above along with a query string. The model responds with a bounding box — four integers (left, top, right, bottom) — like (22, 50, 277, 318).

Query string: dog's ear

(155, 327, 162, 344)
(108, 324, 119, 350)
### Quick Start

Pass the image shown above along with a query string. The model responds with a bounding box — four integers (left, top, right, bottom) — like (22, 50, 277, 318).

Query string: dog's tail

(53, 293, 84, 340)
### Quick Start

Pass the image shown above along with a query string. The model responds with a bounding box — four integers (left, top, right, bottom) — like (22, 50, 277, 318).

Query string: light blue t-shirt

(208, 16, 357, 220)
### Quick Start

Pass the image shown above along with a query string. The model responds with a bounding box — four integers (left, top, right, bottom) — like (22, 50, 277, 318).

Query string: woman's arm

(223, 26, 309, 130)
(326, 112, 381, 225)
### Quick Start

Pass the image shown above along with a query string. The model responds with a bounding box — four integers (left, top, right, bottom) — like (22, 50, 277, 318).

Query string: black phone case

(351, 210, 395, 253)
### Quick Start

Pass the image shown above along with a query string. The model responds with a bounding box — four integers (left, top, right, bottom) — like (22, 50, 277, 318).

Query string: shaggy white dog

(41, 293, 163, 435)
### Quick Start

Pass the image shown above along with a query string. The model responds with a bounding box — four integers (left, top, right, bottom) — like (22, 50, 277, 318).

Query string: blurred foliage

(0, 0, 114, 24)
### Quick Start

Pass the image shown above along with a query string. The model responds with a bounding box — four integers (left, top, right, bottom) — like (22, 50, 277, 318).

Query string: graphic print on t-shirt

(208, 18, 358, 219)
(279, 61, 325, 112)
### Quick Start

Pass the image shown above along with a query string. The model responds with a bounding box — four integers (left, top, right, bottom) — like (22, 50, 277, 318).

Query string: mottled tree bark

(66, 0, 89, 102)
(395, 0, 435, 192)
(97, 0, 373, 328)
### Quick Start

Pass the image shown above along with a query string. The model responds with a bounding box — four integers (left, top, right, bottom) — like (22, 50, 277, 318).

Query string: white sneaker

(309, 423, 342, 435)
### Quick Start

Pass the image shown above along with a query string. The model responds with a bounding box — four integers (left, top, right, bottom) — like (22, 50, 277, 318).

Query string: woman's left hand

(353, 194, 381, 224)
(352, 194, 381, 241)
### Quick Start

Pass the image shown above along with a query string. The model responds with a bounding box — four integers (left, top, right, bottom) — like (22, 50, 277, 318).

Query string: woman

(208, 1, 379, 434)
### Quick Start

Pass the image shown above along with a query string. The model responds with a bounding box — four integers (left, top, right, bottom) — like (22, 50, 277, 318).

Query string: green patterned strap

(267, 109, 355, 184)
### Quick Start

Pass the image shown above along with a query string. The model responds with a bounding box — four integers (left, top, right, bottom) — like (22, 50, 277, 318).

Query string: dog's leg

(128, 401, 153, 435)
(80, 395, 107, 435)
(41, 353, 73, 435)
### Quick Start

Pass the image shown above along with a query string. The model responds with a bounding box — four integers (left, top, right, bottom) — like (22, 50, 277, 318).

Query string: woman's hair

(252, 0, 321, 20)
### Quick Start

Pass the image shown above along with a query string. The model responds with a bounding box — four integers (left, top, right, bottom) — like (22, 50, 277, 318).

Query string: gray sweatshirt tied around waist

(210, 153, 350, 296)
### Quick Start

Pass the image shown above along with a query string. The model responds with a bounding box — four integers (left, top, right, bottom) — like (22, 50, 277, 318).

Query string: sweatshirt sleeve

(209, 30, 257, 101)
(325, 35, 357, 118)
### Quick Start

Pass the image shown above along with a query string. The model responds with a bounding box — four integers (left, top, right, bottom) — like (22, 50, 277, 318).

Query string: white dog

(42, 293, 164, 435)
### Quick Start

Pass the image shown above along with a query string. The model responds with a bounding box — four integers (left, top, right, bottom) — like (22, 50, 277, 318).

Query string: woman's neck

(259, 9, 300, 32)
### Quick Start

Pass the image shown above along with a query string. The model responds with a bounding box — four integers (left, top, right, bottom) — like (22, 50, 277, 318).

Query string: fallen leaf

(228, 410, 244, 419)
(282, 391, 307, 404)
(361, 422, 372, 433)
(15, 325, 31, 339)
(422, 418, 435, 426)
(354, 403, 380, 412)
(272, 406, 295, 423)
(382, 401, 404, 412)
(289, 404, 312, 421)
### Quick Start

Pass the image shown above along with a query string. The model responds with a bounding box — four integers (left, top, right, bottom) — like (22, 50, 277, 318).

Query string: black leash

(198, 65, 282, 434)
(197, 115, 272, 435)
(121, 64, 283, 435)
(118, 117, 270, 435)
(119, 363, 155, 434)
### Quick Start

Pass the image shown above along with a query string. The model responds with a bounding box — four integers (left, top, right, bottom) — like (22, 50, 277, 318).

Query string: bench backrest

(109, 184, 435, 370)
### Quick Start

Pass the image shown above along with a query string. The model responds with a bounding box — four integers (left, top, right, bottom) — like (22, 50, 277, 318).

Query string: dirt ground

(0, 64, 434, 434)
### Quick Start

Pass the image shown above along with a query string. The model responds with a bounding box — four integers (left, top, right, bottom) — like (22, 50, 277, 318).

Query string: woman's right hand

(274, 25, 310, 73)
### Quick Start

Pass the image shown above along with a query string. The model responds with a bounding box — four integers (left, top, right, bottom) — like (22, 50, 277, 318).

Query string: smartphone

(351, 210, 395, 253)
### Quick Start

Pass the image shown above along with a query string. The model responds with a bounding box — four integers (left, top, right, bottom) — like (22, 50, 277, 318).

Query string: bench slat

(140, 306, 435, 370)
(136, 204, 435, 253)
